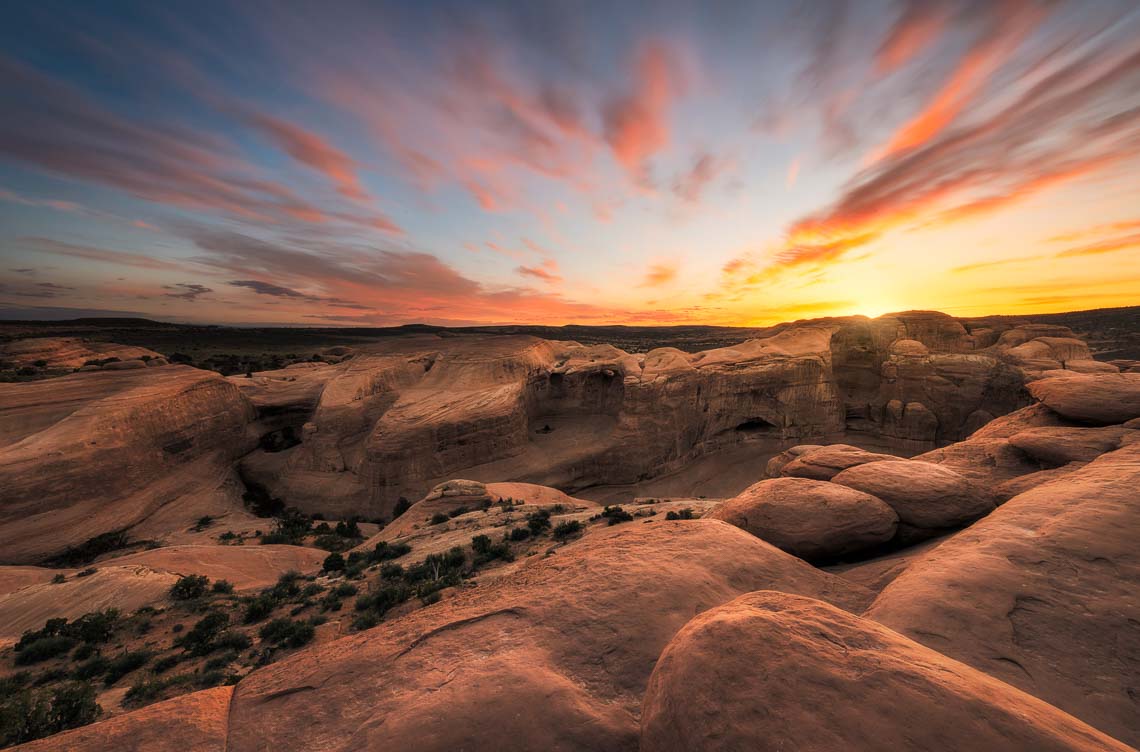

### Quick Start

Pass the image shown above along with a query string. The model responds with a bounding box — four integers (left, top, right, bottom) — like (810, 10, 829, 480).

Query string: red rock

(640, 592, 1129, 752)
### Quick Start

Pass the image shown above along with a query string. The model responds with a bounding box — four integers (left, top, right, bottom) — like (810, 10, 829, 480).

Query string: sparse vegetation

(0, 680, 101, 746)
(258, 618, 316, 649)
(429, 512, 449, 525)
(552, 520, 584, 540)
(666, 508, 695, 520)
(595, 505, 634, 525)
(169, 574, 210, 600)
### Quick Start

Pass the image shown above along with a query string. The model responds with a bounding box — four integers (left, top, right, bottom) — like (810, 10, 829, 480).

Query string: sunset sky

(1, 0, 1138, 326)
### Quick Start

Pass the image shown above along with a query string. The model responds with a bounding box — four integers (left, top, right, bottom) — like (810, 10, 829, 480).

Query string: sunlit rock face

(0, 365, 257, 563)
(227, 312, 1109, 517)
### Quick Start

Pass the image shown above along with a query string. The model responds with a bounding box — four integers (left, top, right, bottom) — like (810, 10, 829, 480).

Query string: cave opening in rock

(735, 417, 777, 433)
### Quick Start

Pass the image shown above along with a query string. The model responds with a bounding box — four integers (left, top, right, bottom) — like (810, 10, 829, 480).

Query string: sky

(0, 0, 1138, 327)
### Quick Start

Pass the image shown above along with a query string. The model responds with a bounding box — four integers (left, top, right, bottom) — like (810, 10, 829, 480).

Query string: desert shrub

(597, 506, 633, 525)
(259, 508, 312, 545)
(72, 655, 109, 681)
(102, 651, 151, 686)
(68, 610, 120, 644)
(369, 541, 411, 562)
(420, 591, 442, 606)
(0, 681, 101, 746)
(665, 508, 695, 520)
(175, 612, 229, 655)
(45, 529, 131, 567)
(193, 516, 214, 531)
(333, 582, 358, 598)
(508, 527, 530, 541)
(151, 655, 180, 674)
(71, 643, 95, 661)
(471, 535, 513, 566)
(351, 613, 379, 631)
(258, 618, 315, 649)
(392, 497, 412, 517)
(335, 520, 362, 538)
(211, 579, 234, 594)
(447, 506, 469, 519)
(379, 562, 404, 579)
(552, 520, 583, 540)
(315, 534, 353, 552)
(14, 636, 75, 666)
(429, 512, 449, 525)
(75, 567, 97, 578)
(169, 574, 209, 600)
(526, 509, 552, 536)
(242, 594, 277, 624)
(51, 573, 66, 584)
(322, 552, 346, 573)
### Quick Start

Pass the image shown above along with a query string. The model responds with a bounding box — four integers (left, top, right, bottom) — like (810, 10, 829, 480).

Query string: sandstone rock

(915, 437, 1042, 487)
(993, 463, 1085, 502)
(224, 521, 869, 752)
(832, 460, 993, 533)
(708, 478, 897, 561)
(764, 444, 823, 477)
(1026, 372, 1140, 425)
(0, 366, 257, 563)
(640, 592, 1131, 752)
(10, 686, 233, 752)
(100, 544, 328, 591)
(1008, 426, 1125, 465)
(867, 443, 1140, 745)
(101, 359, 147, 370)
(1064, 359, 1120, 374)
(777, 443, 899, 481)
(0, 337, 162, 369)
(969, 402, 1073, 439)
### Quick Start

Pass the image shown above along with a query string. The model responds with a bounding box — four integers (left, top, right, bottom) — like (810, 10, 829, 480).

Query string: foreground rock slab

(641, 592, 1131, 752)
(224, 520, 868, 752)
(867, 443, 1140, 746)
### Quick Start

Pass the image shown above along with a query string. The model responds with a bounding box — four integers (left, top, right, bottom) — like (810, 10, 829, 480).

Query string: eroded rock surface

(867, 443, 1140, 745)
(641, 592, 1131, 752)
(709, 478, 897, 561)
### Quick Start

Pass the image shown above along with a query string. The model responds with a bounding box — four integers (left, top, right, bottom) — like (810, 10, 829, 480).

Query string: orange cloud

(603, 41, 685, 179)
(1055, 232, 1140, 258)
(516, 258, 562, 285)
(247, 113, 368, 201)
(875, 2, 948, 74)
(786, 157, 800, 189)
(639, 262, 678, 287)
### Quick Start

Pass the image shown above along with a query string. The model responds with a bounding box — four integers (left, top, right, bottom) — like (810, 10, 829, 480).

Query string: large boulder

(224, 521, 869, 752)
(1026, 372, 1140, 425)
(708, 478, 897, 561)
(866, 443, 1140, 746)
(831, 460, 994, 535)
(640, 592, 1129, 752)
(1007, 426, 1126, 466)
(776, 444, 899, 481)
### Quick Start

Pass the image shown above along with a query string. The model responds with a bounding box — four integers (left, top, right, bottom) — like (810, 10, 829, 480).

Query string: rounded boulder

(708, 477, 898, 561)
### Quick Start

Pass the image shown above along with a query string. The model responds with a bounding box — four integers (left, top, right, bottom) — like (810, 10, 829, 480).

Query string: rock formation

(708, 478, 897, 561)
(641, 592, 1131, 752)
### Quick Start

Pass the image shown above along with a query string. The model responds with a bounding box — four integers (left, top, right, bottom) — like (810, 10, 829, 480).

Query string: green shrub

(552, 520, 583, 540)
(152, 655, 180, 674)
(0, 681, 101, 746)
(335, 520, 362, 538)
(211, 580, 234, 594)
(471, 535, 513, 566)
(258, 618, 315, 649)
(14, 636, 75, 666)
(102, 651, 151, 686)
(333, 582, 358, 598)
(242, 594, 277, 624)
(72, 655, 109, 681)
(392, 497, 412, 517)
(597, 506, 633, 525)
(526, 509, 552, 535)
(45, 530, 131, 567)
(666, 508, 695, 520)
(508, 527, 530, 541)
(169, 574, 209, 600)
(429, 512, 449, 525)
(322, 552, 346, 572)
(175, 612, 229, 655)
